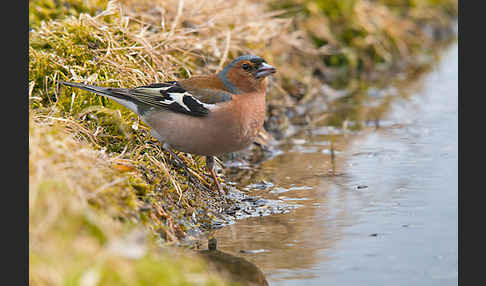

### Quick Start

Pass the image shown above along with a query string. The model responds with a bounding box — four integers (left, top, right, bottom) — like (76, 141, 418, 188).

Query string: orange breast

(143, 91, 266, 156)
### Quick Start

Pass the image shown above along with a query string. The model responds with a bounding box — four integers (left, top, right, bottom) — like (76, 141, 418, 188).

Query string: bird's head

(218, 55, 276, 94)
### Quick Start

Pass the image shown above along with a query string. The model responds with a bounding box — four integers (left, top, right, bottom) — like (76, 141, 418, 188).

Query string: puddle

(211, 43, 458, 285)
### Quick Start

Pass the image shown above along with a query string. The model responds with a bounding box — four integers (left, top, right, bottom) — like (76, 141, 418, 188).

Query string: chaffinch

(59, 55, 276, 195)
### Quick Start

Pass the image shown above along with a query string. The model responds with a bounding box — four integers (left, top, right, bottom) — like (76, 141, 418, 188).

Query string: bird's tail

(58, 81, 139, 113)
(58, 81, 117, 97)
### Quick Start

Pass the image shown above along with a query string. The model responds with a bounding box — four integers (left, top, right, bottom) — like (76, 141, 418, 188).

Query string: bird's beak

(256, 63, 276, 78)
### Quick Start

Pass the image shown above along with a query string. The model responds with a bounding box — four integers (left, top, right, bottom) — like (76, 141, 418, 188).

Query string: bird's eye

(242, 63, 250, 70)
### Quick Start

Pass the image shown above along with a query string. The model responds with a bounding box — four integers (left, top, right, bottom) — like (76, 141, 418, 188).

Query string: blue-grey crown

(227, 55, 264, 66)
(218, 55, 265, 94)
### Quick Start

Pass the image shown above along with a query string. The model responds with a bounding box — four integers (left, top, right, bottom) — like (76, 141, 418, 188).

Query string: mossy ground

(29, 0, 457, 284)
(29, 116, 230, 285)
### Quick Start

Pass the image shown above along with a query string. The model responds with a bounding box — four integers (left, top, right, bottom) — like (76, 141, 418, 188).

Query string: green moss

(30, 18, 129, 114)
(130, 177, 152, 196)
(29, 0, 108, 28)
(310, 34, 328, 48)
(314, 0, 357, 21)
(339, 27, 367, 45)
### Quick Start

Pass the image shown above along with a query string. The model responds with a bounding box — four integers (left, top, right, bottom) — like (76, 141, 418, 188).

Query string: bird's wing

(60, 79, 232, 117)
(129, 81, 214, 117)
(175, 86, 233, 105)
(175, 76, 233, 105)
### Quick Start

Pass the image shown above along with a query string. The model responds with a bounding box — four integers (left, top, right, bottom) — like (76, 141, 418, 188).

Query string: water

(213, 43, 458, 285)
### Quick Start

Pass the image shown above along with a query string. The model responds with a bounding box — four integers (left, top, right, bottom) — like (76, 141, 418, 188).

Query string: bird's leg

(162, 143, 187, 168)
(206, 156, 225, 196)
(161, 143, 210, 191)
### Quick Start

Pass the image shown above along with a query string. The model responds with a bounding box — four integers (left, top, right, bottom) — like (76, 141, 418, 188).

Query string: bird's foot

(206, 156, 226, 197)
(210, 167, 226, 197)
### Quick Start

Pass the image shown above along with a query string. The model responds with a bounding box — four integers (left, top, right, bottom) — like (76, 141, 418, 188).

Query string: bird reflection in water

(198, 238, 269, 286)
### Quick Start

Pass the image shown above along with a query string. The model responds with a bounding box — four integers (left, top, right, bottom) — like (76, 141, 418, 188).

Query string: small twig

(70, 92, 76, 113)
(29, 81, 35, 98)
(169, 0, 185, 37)
(89, 177, 128, 199)
(217, 30, 231, 72)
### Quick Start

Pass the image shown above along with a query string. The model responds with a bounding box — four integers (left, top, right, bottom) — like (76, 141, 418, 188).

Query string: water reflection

(213, 43, 457, 285)
(214, 132, 362, 281)
(198, 238, 269, 286)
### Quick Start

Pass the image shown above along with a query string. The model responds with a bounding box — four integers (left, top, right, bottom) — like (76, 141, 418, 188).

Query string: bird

(59, 54, 276, 195)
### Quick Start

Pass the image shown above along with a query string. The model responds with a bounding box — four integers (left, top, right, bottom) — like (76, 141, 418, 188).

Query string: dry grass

(29, 115, 229, 285)
(29, 2, 297, 283)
